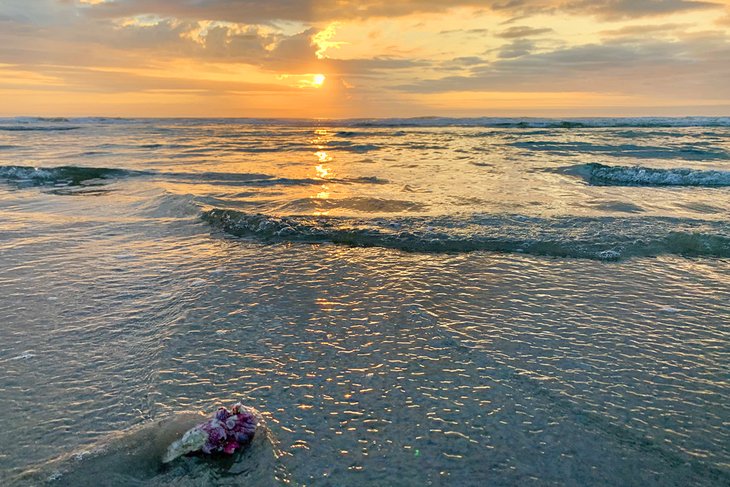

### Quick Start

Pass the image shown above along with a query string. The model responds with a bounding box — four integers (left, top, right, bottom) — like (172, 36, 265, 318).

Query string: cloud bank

(0, 0, 728, 116)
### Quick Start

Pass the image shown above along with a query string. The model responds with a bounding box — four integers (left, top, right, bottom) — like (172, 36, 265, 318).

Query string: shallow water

(0, 117, 728, 486)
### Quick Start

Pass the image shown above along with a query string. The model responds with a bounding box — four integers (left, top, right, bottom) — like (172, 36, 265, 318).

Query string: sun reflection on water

(315, 150, 332, 163)
(314, 150, 334, 179)
(315, 165, 331, 178)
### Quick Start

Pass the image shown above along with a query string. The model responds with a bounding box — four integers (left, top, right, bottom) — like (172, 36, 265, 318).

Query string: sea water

(0, 117, 728, 485)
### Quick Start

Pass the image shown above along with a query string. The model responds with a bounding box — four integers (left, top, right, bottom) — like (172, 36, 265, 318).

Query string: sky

(1, 0, 729, 118)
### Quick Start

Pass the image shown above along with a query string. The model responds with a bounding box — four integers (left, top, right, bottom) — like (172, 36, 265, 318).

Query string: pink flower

(223, 440, 240, 454)
(195, 404, 257, 455)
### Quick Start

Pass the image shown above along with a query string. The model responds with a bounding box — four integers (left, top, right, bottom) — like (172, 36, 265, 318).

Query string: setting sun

(313, 74, 326, 87)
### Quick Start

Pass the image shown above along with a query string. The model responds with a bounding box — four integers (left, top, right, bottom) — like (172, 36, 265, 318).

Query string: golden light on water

(315, 164, 331, 178)
(315, 150, 333, 178)
(315, 151, 331, 163)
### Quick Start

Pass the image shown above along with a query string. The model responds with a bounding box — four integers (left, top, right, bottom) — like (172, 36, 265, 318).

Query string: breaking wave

(202, 209, 730, 260)
(0, 165, 389, 191)
(565, 163, 730, 187)
(0, 165, 145, 186)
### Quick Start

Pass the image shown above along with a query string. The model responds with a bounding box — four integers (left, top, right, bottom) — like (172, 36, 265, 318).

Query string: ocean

(0, 117, 728, 486)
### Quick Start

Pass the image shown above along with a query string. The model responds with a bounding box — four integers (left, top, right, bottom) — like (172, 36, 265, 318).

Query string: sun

(313, 74, 326, 87)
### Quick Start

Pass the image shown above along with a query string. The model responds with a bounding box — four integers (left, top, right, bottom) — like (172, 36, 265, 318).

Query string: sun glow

(312, 23, 345, 59)
(284, 73, 327, 89)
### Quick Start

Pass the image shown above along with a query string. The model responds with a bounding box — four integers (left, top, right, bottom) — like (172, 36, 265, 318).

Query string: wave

(274, 196, 425, 213)
(0, 165, 145, 186)
(335, 130, 408, 138)
(0, 125, 81, 132)
(0, 165, 389, 190)
(2, 117, 70, 123)
(512, 141, 729, 160)
(163, 170, 388, 187)
(347, 116, 730, 129)
(201, 210, 730, 260)
(565, 163, 730, 187)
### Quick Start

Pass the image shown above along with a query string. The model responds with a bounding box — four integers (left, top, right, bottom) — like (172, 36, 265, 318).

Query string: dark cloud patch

(440, 28, 490, 36)
(600, 23, 690, 37)
(452, 56, 488, 65)
(565, 0, 721, 20)
(262, 28, 318, 69)
(110, 19, 200, 50)
(498, 26, 553, 38)
(200, 25, 274, 59)
(433, 56, 489, 73)
(498, 39, 536, 58)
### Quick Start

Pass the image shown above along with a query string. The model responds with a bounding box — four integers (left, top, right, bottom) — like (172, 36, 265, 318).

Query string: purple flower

(223, 439, 240, 454)
(227, 413, 256, 444)
(163, 403, 259, 462)
(214, 407, 231, 422)
(193, 404, 257, 455)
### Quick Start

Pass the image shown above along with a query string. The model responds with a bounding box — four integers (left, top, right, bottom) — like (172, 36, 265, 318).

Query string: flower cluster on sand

(163, 403, 258, 462)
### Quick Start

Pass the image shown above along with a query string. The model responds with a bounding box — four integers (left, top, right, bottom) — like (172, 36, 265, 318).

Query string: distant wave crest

(2, 116, 729, 129)
(0, 126, 81, 132)
(349, 116, 730, 129)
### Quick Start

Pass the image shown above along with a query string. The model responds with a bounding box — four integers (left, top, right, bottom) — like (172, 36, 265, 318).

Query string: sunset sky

(1, 0, 729, 117)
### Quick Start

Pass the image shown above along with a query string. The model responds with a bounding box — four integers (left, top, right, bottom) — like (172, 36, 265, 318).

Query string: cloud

(398, 34, 730, 98)
(497, 39, 537, 58)
(599, 23, 690, 37)
(1, 0, 729, 116)
(452, 56, 488, 65)
(563, 0, 722, 20)
(497, 26, 553, 38)
(440, 28, 490, 36)
(76, 0, 726, 23)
